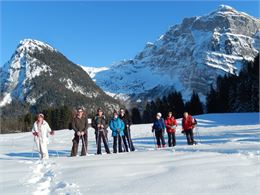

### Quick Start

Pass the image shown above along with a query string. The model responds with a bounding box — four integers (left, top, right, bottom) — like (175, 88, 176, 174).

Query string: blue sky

(1, 0, 259, 67)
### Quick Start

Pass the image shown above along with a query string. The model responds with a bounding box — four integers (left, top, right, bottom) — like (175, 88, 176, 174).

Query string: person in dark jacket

(165, 112, 177, 147)
(152, 112, 166, 148)
(119, 108, 135, 151)
(182, 112, 196, 145)
(109, 110, 127, 153)
(71, 108, 88, 156)
(91, 108, 110, 155)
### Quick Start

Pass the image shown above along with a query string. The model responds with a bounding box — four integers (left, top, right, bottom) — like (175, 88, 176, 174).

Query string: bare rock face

(88, 5, 260, 103)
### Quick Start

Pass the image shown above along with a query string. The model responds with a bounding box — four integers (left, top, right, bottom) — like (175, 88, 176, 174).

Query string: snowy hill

(0, 113, 259, 194)
(85, 5, 260, 102)
(0, 39, 121, 115)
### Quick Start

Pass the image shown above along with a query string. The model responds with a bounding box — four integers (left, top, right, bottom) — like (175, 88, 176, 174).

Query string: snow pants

(97, 130, 110, 155)
(155, 130, 166, 147)
(124, 127, 135, 151)
(35, 137, 49, 159)
(71, 134, 88, 156)
(184, 129, 195, 145)
(167, 132, 176, 147)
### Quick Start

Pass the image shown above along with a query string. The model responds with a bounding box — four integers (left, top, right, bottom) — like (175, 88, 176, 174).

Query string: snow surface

(80, 66, 109, 79)
(0, 113, 260, 195)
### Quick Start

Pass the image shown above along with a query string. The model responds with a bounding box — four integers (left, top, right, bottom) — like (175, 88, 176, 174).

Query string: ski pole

(127, 127, 133, 151)
(31, 138, 35, 158)
(96, 128, 100, 154)
(195, 126, 202, 143)
(118, 132, 126, 152)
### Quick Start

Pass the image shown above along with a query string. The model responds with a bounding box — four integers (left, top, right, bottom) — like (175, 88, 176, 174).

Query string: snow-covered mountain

(0, 39, 121, 114)
(85, 5, 260, 102)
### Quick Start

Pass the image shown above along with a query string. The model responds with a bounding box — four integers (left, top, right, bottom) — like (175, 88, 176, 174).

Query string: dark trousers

(113, 135, 129, 153)
(124, 128, 135, 151)
(184, 129, 195, 145)
(155, 130, 166, 147)
(167, 132, 176, 147)
(71, 134, 88, 156)
(97, 131, 110, 154)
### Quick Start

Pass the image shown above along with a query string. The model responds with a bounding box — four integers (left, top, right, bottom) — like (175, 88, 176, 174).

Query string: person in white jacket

(32, 113, 54, 159)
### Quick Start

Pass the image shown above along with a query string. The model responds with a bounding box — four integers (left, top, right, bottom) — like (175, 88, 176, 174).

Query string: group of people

(31, 107, 197, 160)
(70, 107, 135, 157)
(152, 111, 197, 149)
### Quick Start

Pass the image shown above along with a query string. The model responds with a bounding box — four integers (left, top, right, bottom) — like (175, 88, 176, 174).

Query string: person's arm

(120, 120, 125, 132)
(32, 122, 38, 136)
(102, 117, 108, 129)
(165, 120, 170, 128)
(91, 117, 96, 129)
(109, 120, 114, 131)
(127, 115, 132, 127)
(72, 119, 77, 133)
(84, 118, 88, 132)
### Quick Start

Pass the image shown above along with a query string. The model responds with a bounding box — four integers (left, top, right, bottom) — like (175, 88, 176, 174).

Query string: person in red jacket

(182, 112, 196, 145)
(165, 112, 177, 147)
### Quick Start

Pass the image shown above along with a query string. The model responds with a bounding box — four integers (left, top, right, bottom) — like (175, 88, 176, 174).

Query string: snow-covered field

(0, 113, 260, 195)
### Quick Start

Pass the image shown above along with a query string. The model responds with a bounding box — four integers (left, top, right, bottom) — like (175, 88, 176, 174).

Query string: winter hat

(113, 110, 118, 115)
(97, 107, 103, 112)
(77, 107, 83, 112)
(157, 112, 162, 117)
(38, 113, 44, 118)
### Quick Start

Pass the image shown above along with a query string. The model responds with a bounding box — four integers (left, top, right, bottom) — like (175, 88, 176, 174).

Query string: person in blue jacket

(152, 112, 166, 148)
(109, 110, 128, 153)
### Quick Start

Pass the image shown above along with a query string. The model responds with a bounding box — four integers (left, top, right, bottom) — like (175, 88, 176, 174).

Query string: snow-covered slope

(85, 5, 260, 102)
(0, 113, 260, 194)
(0, 39, 121, 114)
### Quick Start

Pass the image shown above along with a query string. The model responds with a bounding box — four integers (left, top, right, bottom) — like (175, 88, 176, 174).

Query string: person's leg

(190, 129, 195, 144)
(71, 136, 79, 156)
(122, 136, 129, 152)
(101, 132, 110, 154)
(167, 132, 172, 147)
(185, 131, 191, 145)
(187, 130, 192, 145)
(41, 141, 49, 159)
(173, 132, 176, 146)
(161, 131, 166, 147)
(81, 134, 88, 156)
(155, 131, 161, 147)
(128, 129, 135, 151)
(113, 136, 117, 153)
(118, 135, 123, 153)
(97, 132, 102, 154)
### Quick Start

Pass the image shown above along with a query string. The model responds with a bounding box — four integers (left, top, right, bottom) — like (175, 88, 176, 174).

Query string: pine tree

(131, 107, 142, 124)
(186, 91, 204, 115)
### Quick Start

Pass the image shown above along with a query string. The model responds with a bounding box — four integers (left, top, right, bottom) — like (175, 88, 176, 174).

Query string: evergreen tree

(131, 107, 142, 124)
(206, 85, 218, 113)
(186, 91, 204, 115)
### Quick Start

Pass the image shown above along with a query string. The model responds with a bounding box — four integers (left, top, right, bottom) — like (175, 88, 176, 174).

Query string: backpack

(193, 118, 197, 125)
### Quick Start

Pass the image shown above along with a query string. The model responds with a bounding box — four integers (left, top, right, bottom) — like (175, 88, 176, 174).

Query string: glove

(32, 132, 38, 137)
(50, 131, 55, 135)
(181, 130, 185, 134)
(77, 131, 81, 136)
(171, 125, 176, 129)
(152, 129, 155, 133)
(117, 129, 120, 133)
